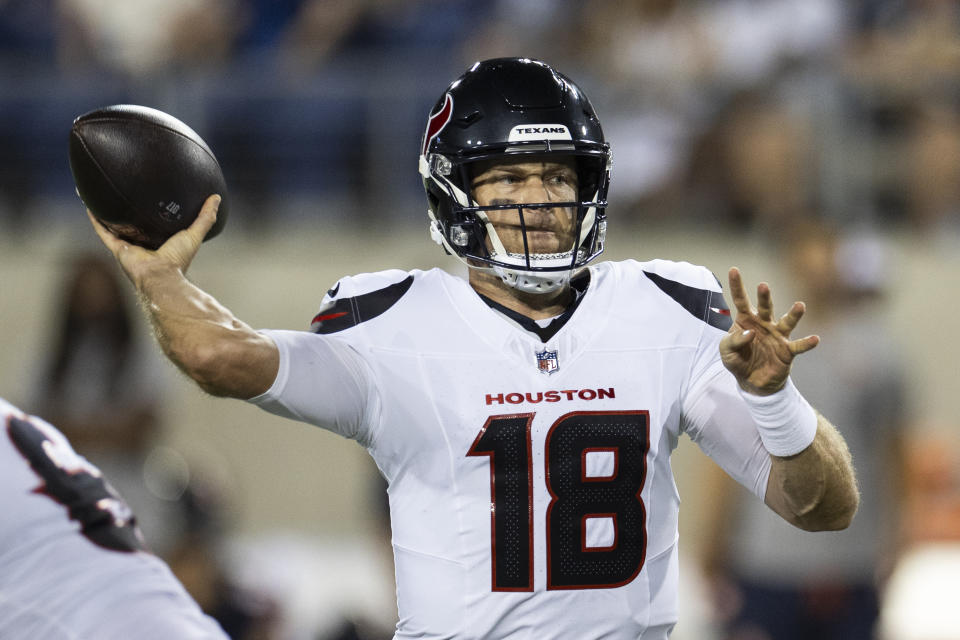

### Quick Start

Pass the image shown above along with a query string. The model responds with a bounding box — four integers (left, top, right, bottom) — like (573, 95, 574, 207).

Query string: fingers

(162, 194, 219, 251)
(87, 195, 220, 283)
(789, 334, 820, 356)
(756, 282, 773, 322)
(87, 210, 127, 255)
(184, 194, 220, 244)
(729, 267, 791, 327)
(724, 328, 755, 351)
(728, 267, 771, 319)
(154, 194, 220, 273)
(728, 267, 752, 315)
(777, 301, 806, 337)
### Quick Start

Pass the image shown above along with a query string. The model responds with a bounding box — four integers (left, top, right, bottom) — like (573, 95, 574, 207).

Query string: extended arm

(89, 196, 278, 399)
(720, 267, 859, 531)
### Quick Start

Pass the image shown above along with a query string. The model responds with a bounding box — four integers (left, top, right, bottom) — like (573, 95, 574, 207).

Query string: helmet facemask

(421, 146, 609, 294)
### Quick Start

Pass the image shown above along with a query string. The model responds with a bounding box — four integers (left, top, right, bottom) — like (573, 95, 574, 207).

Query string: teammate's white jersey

(0, 397, 228, 640)
(251, 259, 773, 639)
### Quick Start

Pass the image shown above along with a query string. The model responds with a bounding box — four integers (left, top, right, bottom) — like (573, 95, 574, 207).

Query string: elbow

(167, 326, 277, 399)
(769, 464, 861, 532)
(190, 345, 234, 397)
(793, 485, 861, 532)
(824, 489, 861, 532)
(813, 465, 862, 532)
(798, 504, 858, 532)
(830, 511, 857, 532)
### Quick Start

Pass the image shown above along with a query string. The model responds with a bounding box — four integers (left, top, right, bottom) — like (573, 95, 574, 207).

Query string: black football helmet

(420, 57, 611, 293)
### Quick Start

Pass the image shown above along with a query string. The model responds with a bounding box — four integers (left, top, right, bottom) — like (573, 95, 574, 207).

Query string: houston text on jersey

(485, 387, 616, 405)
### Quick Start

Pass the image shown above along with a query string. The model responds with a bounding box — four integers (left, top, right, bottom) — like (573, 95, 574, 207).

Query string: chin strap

(493, 265, 571, 294)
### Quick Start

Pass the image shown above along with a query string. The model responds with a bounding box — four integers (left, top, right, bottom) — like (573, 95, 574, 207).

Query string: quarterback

(90, 58, 859, 639)
(0, 397, 228, 639)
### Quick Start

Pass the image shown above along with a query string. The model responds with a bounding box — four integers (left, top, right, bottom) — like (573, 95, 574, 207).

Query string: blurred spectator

(204, 0, 488, 220)
(166, 478, 280, 640)
(683, 89, 819, 231)
(235, 0, 494, 72)
(269, 0, 376, 71)
(846, 0, 960, 91)
(700, 221, 911, 640)
(899, 432, 960, 545)
(29, 252, 186, 555)
(904, 103, 960, 235)
(461, 0, 582, 70)
(879, 430, 960, 640)
(57, 0, 240, 76)
(840, 0, 960, 229)
(562, 0, 723, 214)
(541, 0, 847, 224)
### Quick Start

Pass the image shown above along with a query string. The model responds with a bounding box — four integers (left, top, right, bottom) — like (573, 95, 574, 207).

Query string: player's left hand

(719, 267, 820, 395)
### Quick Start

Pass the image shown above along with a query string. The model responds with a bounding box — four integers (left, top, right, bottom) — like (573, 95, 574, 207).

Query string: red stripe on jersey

(312, 311, 349, 324)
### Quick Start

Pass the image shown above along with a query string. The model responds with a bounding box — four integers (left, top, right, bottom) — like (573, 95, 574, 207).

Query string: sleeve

(681, 330, 772, 501)
(246, 329, 381, 446)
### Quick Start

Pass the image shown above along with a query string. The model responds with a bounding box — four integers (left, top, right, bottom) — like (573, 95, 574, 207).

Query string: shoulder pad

(638, 260, 732, 331)
(310, 270, 414, 334)
(637, 259, 722, 290)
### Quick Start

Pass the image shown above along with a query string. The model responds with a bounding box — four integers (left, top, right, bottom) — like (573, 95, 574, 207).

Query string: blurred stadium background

(2, 1, 959, 639)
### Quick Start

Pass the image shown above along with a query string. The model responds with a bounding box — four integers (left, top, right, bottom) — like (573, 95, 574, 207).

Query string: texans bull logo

(422, 93, 453, 155)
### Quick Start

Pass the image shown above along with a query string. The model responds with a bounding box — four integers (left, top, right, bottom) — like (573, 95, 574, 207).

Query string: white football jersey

(251, 259, 772, 639)
(0, 397, 228, 640)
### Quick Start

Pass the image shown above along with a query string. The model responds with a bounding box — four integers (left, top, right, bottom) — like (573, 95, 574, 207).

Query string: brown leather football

(69, 104, 228, 250)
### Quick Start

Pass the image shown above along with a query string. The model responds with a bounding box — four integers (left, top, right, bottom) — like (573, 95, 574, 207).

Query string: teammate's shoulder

(309, 268, 440, 334)
(604, 259, 731, 331)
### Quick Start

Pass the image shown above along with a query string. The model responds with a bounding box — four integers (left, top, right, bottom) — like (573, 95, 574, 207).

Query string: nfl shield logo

(536, 349, 559, 375)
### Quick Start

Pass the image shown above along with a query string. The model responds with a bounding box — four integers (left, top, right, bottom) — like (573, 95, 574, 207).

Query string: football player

(0, 397, 228, 639)
(89, 58, 859, 639)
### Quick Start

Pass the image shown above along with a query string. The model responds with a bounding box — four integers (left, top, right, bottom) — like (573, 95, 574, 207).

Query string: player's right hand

(89, 194, 220, 288)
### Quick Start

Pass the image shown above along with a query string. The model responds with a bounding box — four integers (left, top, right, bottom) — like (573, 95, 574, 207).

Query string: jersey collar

(477, 270, 591, 343)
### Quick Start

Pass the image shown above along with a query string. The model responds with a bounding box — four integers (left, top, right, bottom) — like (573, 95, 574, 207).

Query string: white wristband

(738, 378, 818, 457)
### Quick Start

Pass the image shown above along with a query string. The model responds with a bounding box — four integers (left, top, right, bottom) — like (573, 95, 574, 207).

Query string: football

(69, 104, 229, 250)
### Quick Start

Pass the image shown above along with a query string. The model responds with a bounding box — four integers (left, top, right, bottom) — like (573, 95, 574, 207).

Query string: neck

(469, 269, 573, 320)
